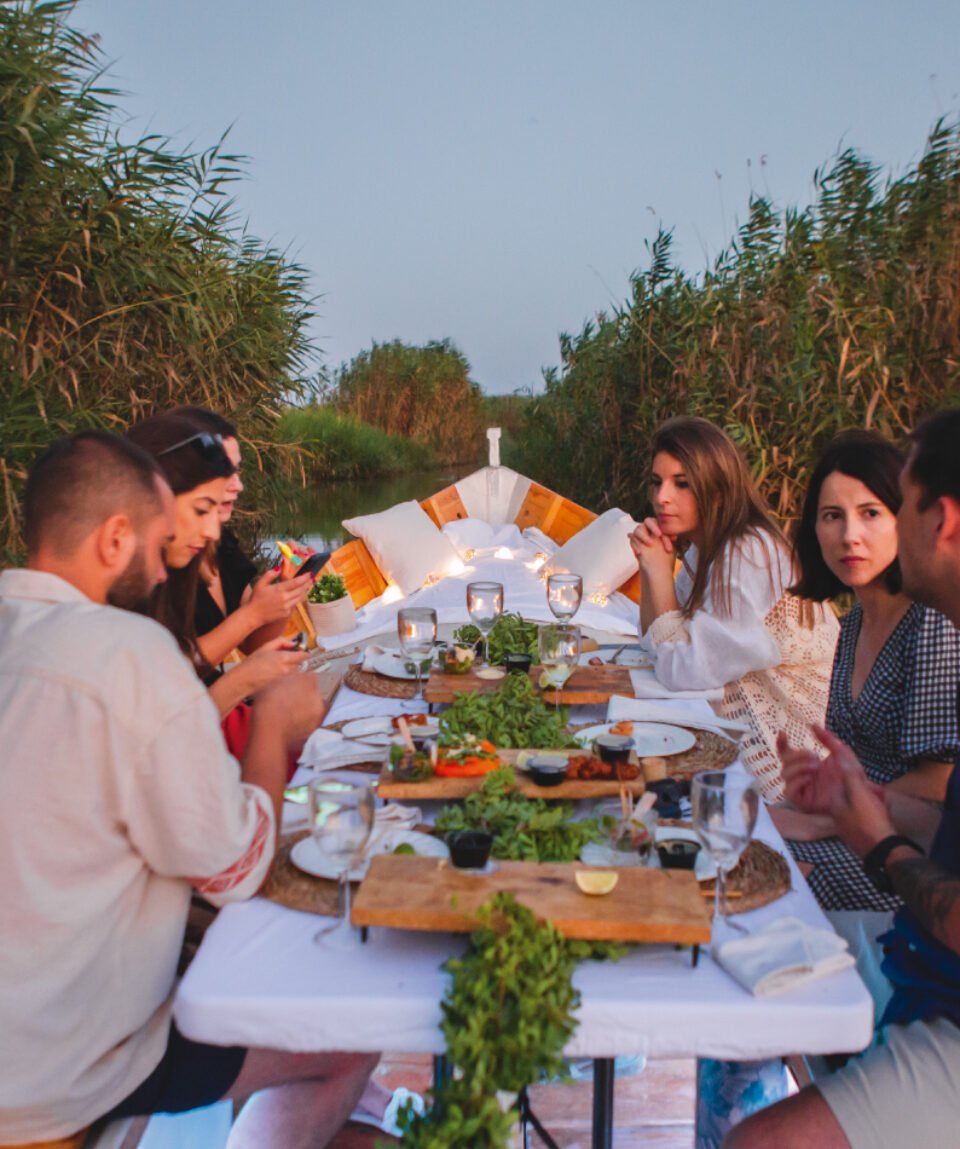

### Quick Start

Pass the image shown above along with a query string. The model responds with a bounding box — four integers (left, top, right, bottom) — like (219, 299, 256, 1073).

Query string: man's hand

(258, 670, 343, 756)
(778, 726, 894, 858)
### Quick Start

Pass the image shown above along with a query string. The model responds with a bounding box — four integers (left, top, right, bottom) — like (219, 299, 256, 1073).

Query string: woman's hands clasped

(629, 517, 676, 580)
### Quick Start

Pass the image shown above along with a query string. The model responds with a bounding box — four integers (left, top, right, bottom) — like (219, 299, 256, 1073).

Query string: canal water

(268, 466, 475, 554)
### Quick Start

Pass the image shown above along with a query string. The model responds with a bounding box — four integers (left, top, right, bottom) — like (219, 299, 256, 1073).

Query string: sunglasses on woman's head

(156, 432, 225, 460)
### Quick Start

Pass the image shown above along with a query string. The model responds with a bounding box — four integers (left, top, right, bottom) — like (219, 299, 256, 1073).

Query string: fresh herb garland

(391, 894, 624, 1148)
(435, 768, 608, 862)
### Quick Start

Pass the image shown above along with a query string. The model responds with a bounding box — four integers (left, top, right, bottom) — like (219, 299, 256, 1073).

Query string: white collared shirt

(0, 570, 274, 1143)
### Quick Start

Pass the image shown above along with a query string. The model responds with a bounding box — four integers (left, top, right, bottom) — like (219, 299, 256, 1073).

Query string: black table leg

(592, 1058, 615, 1149)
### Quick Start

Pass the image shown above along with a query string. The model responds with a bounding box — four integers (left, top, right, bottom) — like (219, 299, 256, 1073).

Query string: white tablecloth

(175, 781, 874, 1061)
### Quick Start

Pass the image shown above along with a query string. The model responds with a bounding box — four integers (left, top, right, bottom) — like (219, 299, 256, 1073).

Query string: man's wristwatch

(863, 835, 925, 895)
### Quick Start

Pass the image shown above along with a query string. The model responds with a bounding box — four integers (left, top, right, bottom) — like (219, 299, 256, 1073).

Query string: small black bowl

(503, 652, 533, 675)
(594, 733, 634, 766)
(447, 830, 494, 869)
(656, 839, 701, 870)
(526, 754, 569, 787)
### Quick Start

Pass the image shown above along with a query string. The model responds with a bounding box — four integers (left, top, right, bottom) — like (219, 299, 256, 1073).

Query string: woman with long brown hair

(630, 416, 839, 799)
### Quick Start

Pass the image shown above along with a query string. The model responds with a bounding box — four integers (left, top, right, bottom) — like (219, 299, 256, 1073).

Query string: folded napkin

(361, 643, 394, 673)
(714, 916, 855, 997)
(299, 726, 387, 772)
(607, 695, 749, 738)
(629, 667, 724, 702)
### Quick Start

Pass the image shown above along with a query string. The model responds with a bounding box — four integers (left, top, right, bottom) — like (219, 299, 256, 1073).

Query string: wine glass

(537, 623, 581, 710)
(309, 778, 375, 948)
(691, 771, 759, 939)
(466, 581, 503, 667)
(546, 573, 583, 621)
(397, 607, 437, 700)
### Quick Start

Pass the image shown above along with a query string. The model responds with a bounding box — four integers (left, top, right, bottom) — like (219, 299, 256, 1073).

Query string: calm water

(269, 467, 474, 555)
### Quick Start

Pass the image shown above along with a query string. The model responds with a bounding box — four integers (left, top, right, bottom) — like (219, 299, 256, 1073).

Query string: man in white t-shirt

(0, 432, 376, 1148)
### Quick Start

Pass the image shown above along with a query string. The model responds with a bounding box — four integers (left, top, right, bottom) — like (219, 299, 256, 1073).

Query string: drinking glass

(397, 607, 437, 700)
(309, 778, 375, 948)
(691, 771, 759, 936)
(546, 573, 583, 621)
(466, 581, 503, 667)
(537, 623, 581, 710)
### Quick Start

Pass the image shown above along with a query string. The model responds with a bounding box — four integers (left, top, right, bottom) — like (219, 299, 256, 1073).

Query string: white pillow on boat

(343, 501, 461, 595)
(441, 517, 497, 558)
(521, 526, 558, 556)
(543, 507, 638, 597)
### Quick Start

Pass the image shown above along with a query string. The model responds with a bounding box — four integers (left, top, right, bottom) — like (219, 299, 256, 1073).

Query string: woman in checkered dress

(778, 431, 960, 915)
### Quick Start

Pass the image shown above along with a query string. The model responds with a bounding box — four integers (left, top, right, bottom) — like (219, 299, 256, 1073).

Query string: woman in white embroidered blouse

(630, 416, 839, 800)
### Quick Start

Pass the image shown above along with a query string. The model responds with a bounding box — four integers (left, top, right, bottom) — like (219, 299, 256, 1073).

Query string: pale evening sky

(74, 1, 960, 394)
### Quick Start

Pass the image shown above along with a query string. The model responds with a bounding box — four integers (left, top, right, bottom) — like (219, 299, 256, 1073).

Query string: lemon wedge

(575, 870, 619, 896)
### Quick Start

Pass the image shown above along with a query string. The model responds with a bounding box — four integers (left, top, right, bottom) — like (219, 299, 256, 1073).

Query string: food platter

(574, 721, 697, 758)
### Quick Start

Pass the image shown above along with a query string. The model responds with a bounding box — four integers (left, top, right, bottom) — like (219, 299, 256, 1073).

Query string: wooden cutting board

(423, 664, 634, 705)
(351, 855, 711, 944)
(377, 748, 645, 800)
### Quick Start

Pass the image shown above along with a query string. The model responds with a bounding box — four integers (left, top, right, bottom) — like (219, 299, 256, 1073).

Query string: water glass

(309, 778, 375, 948)
(537, 623, 581, 709)
(466, 581, 503, 666)
(691, 771, 759, 937)
(546, 573, 583, 621)
(397, 607, 437, 699)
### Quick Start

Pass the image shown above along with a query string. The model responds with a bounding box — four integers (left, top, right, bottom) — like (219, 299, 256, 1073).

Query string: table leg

(433, 1053, 451, 1095)
(591, 1058, 615, 1149)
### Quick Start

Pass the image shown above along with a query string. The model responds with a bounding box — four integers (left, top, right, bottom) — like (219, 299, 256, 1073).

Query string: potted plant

(306, 572, 356, 637)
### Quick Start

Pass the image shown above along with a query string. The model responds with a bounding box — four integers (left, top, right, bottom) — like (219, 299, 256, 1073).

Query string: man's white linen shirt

(0, 570, 275, 1144)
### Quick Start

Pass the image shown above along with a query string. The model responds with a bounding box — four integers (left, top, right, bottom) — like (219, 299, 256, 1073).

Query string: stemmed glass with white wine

(397, 607, 438, 700)
(465, 581, 503, 667)
(546, 573, 583, 621)
(537, 623, 581, 710)
(309, 778, 375, 949)
(691, 771, 759, 941)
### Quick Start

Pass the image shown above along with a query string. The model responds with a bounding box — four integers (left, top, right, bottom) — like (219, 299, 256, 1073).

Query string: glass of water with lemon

(537, 623, 581, 709)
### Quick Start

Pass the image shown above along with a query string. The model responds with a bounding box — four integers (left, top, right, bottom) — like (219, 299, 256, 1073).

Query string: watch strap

(863, 834, 924, 894)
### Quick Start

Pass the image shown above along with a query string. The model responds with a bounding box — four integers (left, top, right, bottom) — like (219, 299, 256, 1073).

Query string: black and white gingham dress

(789, 602, 960, 911)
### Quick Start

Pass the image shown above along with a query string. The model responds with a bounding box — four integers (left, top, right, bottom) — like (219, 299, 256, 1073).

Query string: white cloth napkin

(299, 727, 387, 771)
(714, 916, 855, 997)
(629, 667, 724, 702)
(361, 643, 394, 673)
(606, 695, 749, 738)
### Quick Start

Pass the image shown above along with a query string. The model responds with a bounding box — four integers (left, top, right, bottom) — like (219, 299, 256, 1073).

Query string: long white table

(174, 675, 874, 1145)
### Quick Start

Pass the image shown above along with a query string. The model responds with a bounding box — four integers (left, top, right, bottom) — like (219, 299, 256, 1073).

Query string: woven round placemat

(260, 830, 342, 916)
(662, 730, 739, 780)
(344, 664, 418, 701)
(699, 839, 792, 912)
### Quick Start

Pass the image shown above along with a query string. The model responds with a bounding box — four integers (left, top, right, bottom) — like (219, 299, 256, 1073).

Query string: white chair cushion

(543, 507, 638, 597)
(441, 517, 497, 558)
(343, 501, 461, 596)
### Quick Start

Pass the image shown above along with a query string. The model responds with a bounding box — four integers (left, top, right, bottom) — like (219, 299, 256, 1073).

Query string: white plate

(290, 829, 448, 881)
(369, 652, 433, 681)
(339, 717, 395, 745)
(573, 722, 697, 758)
(578, 647, 653, 669)
(580, 841, 649, 868)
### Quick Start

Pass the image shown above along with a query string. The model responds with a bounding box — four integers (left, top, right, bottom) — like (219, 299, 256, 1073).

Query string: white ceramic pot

(307, 595, 356, 637)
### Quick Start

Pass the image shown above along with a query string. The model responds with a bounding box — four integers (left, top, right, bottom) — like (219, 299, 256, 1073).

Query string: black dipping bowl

(656, 839, 701, 870)
(447, 830, 494, 869)
(594, 733, 635, 765)
(526, 755, 569, 787)
(503, 652, 533, 674)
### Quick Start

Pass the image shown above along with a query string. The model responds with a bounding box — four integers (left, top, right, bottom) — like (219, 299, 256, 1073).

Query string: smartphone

(290, 631, 308, 651)
(297, 552, 327, 578)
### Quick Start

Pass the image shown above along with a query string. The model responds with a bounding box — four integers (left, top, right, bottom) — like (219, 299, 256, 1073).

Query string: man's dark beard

(107, 547, 155, 613)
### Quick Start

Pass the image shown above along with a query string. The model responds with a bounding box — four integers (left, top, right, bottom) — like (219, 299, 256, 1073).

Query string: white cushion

(441, 517, 497, 558)
(520, 526, 558, 556)
(543, 508, 638, 597)
(343, 501, 461, 595)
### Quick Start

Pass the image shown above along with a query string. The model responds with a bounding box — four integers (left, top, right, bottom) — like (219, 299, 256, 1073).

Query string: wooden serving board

(377, 748, 645, 800)
(352, 855, 711, 944)
(423, 663, 634, 705)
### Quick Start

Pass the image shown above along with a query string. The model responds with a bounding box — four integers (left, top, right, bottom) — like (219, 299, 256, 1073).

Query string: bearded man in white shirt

(0, 432, 376, 1149)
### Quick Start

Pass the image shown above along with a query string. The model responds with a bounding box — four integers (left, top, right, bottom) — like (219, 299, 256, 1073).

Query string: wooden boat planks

(377, 747, 645, 800)
(351, 855, 711, 945)
(424, 662, 635, 705)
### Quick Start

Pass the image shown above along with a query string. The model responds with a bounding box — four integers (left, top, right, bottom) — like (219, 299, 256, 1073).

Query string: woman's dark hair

(791, 429, 905, 600)
(125, 413, 235, 662)
(167, 404, 239, 440)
